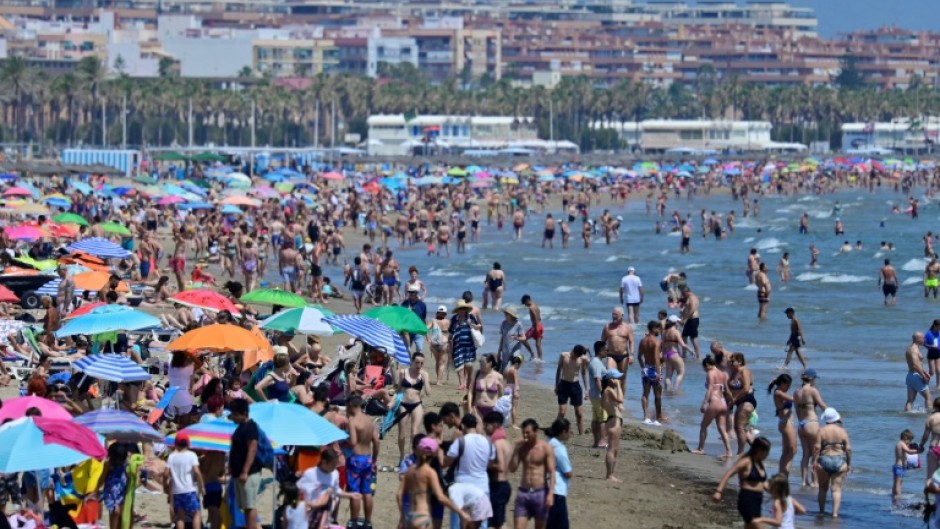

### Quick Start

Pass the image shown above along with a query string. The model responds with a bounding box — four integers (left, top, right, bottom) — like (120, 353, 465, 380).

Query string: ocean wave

(553, 285, 598, 295)
(903, 277, 923, 286)
(902, 258, 928, 272)
(754, 237, 786, 250)
(522, 256, 570, 263)
(743, 237, 755, 243)
(796, 272, 869, 283)
(464, 275, 486, 284)
(427, 269, 463, 277)
(685, 263, 706, 269)
(744, 284, 758, 291)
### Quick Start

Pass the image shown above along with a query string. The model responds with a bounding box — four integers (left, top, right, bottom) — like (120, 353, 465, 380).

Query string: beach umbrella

(4, 225, 47, 241)
(169, 289, 241, 314)
(97, 222, 132, 237)
(447, 167, 467, 177)
(16, 255, 60, 270)
(74, 354, 151, 383)
(165, 420, 239, 452)
(363, 306, 427, 335)
(47, 223, 78, 238)
(323, 314, 409, 364)
(67, 237, 131, 259)
(0, 284, 18, 303)
(321, 171, 344, 180)
(0, 396, 73, 422)
(72, 271, 131, 292)
(74, 410, 163, 442)
(69, 181, 93, 195)
(3, 187, 31, 197)
(221, 205, 243, 215)
(249, 402, 348, 447)
(220, 196, 260, 207)
(0, 417, 105, 473)
(249, 186, 281, 199)
(260, 306, 335, 336)
(166, 323, 270, 353)
(52, 212, 87, 225)
(56, 305, 160, 337)
(14, 203, 50, 215)
(240, 288, 307, 308)
(158, 196, 186, 206)
(178, 202, 213, 210)
(64, 301, 106, 319)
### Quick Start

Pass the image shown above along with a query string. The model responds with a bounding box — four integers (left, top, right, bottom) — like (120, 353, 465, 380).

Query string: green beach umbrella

(13, 256, 58, 271)
(53, 213, 89, 227)
(260, 306, 337, 335)
(447, 167, 467, 177)
(363, 306, 428, 335)
(240, 288, 307, 308)
(98, 222, 132, 237)
(153, 151, 188, 162)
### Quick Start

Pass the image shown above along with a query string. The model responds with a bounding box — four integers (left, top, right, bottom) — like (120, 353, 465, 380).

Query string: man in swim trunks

(679, 287, 701, 359)
(746, 248, 760, 285)
(346, 395, 380, 524)
(601, 306, 633, 392)
(638, 321, 665, 425)
(554, 344, 588, 435)
(925, 256, 940, 299)
(542, 214, 555, 249)
(512, 210, 525, 240)
(521, 294, 543, 362)
(905, 332, 932, 412)
(784, 307, 807, 369)
(879, 258, 899, 306)
(755, 262, 771, 320)
(509, 419, 555, 529)
(680, 220, 691, 254)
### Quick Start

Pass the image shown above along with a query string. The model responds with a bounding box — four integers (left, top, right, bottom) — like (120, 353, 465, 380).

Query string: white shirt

(167, 450, 200, 495)
(446, 433, 494, 494)
(297, 467, 340, 503)
(284, 504, 307, 529)
(620, 273, 643, 304)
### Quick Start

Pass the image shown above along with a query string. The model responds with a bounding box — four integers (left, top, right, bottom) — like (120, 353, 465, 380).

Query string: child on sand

(755, 474, 806, 528)
(893, 429, 920, 499)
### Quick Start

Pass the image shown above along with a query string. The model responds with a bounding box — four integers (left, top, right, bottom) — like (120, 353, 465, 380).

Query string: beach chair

(21, 327, 75, 375)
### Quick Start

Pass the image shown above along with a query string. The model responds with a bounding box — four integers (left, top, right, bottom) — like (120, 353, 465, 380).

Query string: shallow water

(325, 188, 940, 527)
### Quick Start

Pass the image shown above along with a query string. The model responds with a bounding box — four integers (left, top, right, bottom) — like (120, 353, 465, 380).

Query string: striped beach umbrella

(323, 314, 409, 365)
(74, 410, 163, 442)
(165, 420, 238, 452)
(74, 354, 151, 383)
(260, 306, 335, 336)
(66, 237, 131, 259)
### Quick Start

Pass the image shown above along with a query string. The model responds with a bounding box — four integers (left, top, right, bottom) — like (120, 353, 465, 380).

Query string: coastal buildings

(592, 119, 805, 153)
(366, 114, 540, 156)
(841, 118, 940, 153)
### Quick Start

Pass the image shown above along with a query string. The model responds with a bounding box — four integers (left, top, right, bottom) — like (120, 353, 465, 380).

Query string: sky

(671, 1, 939, 37)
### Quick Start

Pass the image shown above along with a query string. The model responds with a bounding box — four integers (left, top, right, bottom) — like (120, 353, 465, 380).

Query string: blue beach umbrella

(74, 354, 151, 383)
(74, 410, 163, 442)
(56, 305, 160, 337)
(249, 402, 348, 447)
(0, 418, 102, 472)
(323, 314, 409, 364)
(69, 182, 93, 195)
(179, 202, 214, 210)
(66, 237, 131, 259)
(221, 204, 243, 215)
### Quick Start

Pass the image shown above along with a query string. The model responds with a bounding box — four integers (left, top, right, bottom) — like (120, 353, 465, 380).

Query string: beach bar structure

(61, 149, 141, 178)
(841, 118, 940, 154)
(591, 119, 804, 154)
(366, 114, 541, 156)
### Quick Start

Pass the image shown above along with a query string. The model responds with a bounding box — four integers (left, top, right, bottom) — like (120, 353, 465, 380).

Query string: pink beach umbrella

(3, 187, 32, 197)
(159, 196, 186, 206)
(0, 396, 73, 422)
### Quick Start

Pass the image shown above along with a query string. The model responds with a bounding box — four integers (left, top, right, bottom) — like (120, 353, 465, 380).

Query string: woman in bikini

(292, 336, 330, 374)
(793, 368, 826, 487)
(396, 353, 431, 462)
(814, 407, 851, 518)
(661, 318, 693, 392)
(601, 371, 624, 482)
(398, 437, 469, 529)
(768, 374, 796, 475)
(692, 356, 733, 458)
(729, 353, 757, 455)
(920, 397, 940, 482)
(713, 436, 772, 529)
(469, 354, 504, 420)
(502, 354, 523, 429)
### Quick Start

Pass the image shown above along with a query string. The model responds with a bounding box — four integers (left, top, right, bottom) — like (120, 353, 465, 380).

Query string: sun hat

(502, 305, 519, 319)
(820, 407, 841, 424)
(453, 300, 472, 312)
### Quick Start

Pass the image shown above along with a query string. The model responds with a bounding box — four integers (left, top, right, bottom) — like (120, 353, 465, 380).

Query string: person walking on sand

(546, 418, 573, 529)
(166, 434, 205, 529)
(713, 436, 772, 529)
(783, 307, 807, 369)
(601, 306, 634, 392)
(601, 369, 624, 482)
(509, 418, 555, 529)
(692, 356, 733, 457)
(879, 258, 899, 306)
(554, 344, 588, 435)
(756, 262, 771, 320)
(639, 321, 665, 425)
(520, 295, 543, 363)
(619, 267, 644, 324)
(346, 395, 380, 526)
(814, 408, 851, 518)
(905, 332, 932, 412)
(768, 374, 797, 476)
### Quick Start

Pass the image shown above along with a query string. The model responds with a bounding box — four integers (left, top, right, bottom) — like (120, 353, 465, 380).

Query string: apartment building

(252, 38, 338, 76)
(366, 114, 537, 156)
(591, 119, 787, 153)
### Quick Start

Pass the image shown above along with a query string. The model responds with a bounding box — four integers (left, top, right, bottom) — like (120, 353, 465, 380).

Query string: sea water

(339, 188, 940, 527)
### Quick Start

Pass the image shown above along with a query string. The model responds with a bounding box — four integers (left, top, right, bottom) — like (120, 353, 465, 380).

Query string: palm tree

(0, 56, 31, 142)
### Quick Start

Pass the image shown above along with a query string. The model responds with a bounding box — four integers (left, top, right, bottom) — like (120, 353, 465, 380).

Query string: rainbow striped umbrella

(74, 409, 163, 442)
(165, 419, 238, 452)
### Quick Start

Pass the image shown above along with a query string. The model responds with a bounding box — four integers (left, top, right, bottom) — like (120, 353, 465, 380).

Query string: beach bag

(428, 323, 444, 347)
(471, 329, 485, 348)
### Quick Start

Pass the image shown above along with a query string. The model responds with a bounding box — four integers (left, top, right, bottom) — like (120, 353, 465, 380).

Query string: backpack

(351, 268, 365, 290)
(254, 423, 275, 468)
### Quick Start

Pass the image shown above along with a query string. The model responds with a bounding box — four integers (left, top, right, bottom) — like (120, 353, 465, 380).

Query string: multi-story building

(367, 114, 538, 156)
(367, 36, 417, 77)
(591, 118, 798, 153)
(252, 38, 338, 76)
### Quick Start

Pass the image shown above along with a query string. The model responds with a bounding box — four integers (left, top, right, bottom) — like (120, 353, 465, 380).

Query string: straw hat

(453, 300, 472, 313)
(502, 305, 519, 319)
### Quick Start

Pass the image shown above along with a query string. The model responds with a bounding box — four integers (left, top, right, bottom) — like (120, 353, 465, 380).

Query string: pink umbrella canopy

(158, 196, 186, 206)
(33, 417, 107, 460)
(249, 186, 281, 199)
(321, 171, 344, 180)
(4, 225, 46, 241)
(3, 187, 32, 197)
(0, 396, 73, 422)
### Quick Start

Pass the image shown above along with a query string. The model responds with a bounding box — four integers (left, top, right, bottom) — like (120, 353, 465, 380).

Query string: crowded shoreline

(0, 157, 939, 529)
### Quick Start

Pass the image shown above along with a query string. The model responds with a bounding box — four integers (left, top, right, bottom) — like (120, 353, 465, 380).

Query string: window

(679, 130, 703, 140)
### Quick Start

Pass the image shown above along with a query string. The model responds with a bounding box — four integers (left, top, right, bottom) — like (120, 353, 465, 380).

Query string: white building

(162, 36, 254, 77)
(366, 114, 541, 156)
(841, 118, 940, 153)
(590, 119, 799, 153)
(367, 36, 418, 77)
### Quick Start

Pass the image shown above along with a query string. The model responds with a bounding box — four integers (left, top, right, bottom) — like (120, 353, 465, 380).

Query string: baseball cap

(667, 314, 681, 323)
(603, 368, 624, 379)
(175, 433, 190, 448)
(436, 305, 447, 313)
(802, 368, 818, 379)
(627, 266, 636, 272)
(418, 437, 439, 453)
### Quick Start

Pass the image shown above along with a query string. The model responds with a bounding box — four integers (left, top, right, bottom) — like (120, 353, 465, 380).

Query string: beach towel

(120, 454, 144, 529)
(380, 392, 404, 438)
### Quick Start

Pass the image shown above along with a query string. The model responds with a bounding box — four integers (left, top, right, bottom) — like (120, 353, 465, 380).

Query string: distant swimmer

(778, 252, 791, 284)
(755, 262, 771, 320)
(905, 332, 931, 412)
(924, 256, 940, 299)
(541, 214, 555, 249)
(879, 259, 898, 306)
(809, 245, 819, 268)
(834, 218, 844, 236)
(680, 220, 691, 254)
(799, 213, 810, 234)
(839, 241, 852, 253)
(783, 307, 807, 369)
(746, 248, 760, 285)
